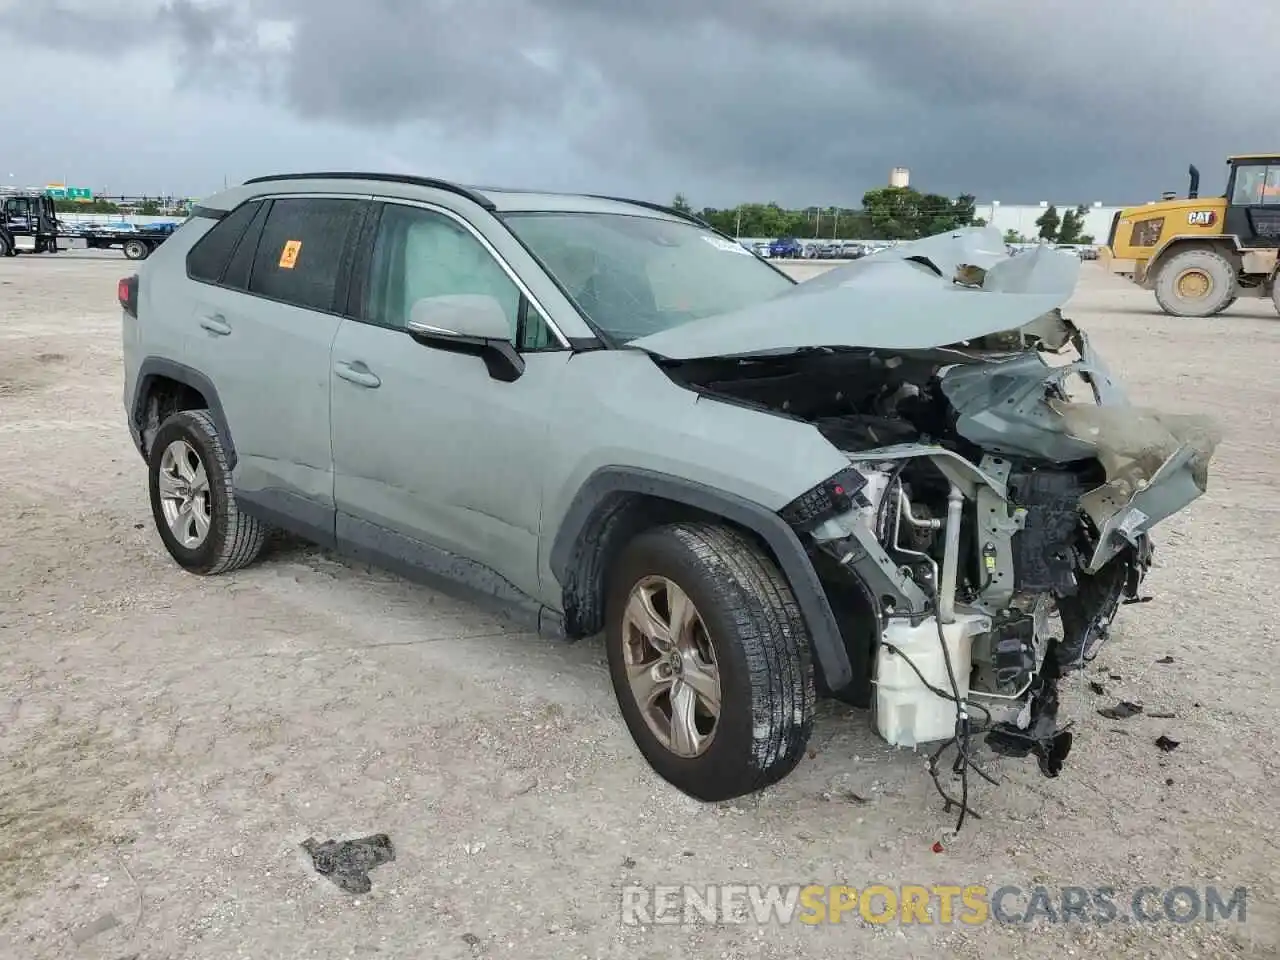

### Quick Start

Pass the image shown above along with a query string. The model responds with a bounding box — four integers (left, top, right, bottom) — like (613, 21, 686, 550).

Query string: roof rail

(584, 194, 710, 227)
(242, 172, 495, 210)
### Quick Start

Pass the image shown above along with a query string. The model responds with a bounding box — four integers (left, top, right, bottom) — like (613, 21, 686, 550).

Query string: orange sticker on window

(279, 239, 302, 269)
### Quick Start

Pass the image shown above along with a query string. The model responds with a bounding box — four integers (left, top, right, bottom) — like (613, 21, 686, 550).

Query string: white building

(974, 200, 1121, 244)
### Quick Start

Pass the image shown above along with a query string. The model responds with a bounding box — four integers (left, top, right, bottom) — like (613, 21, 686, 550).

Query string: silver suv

(119, 173, 1219, 805)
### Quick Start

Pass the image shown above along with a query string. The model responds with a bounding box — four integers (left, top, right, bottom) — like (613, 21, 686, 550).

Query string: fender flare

(1142, 233, 1241, 284)
(549, 466, 853, 689)
(131, 358, 237, 467)
(1148, 232, 1241, 267)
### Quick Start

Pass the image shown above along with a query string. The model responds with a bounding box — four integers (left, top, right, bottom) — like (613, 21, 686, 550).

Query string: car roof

(196, 172, 692, 224)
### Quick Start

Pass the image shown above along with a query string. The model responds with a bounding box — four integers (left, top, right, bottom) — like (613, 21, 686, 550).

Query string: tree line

(672, 187, 1096, 245)
(671, 186, 985, 241)
(49, 189, 1096, 245)
(1028, 204, 1094, 244)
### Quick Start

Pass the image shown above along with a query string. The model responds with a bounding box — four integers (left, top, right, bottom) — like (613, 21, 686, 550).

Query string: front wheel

(1153, 248, 1237, 317)
(605, 522, 815, 802)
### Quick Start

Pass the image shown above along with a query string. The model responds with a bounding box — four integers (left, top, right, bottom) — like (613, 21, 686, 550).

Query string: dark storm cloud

(3, 0, 1276, 204)
(0, 0, 167, 50)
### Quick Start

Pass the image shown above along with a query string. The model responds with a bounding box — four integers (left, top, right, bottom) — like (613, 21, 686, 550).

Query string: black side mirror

(405, 294, 525, 383)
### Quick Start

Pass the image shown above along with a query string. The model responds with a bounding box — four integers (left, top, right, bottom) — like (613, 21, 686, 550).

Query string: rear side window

(186, 201, 262, 283)
(221, 201, 271, 291)
(248, 198, 364, 312)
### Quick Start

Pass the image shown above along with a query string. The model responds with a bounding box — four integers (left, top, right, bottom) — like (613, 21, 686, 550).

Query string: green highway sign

(44, 186, 93, 201)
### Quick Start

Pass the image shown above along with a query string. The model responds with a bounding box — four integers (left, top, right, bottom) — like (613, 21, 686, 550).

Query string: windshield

(502, 211, 795, 342)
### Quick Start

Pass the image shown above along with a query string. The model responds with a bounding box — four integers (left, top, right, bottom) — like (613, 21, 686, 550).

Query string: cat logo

(1187, 210, 1217, 227)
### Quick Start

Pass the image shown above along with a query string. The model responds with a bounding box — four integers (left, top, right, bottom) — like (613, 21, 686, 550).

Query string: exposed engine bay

(663, 298, 1220, 811)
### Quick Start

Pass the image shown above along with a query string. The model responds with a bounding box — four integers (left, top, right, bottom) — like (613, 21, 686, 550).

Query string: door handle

(199, 314, 231, 336)
(334, 360, 381, 389)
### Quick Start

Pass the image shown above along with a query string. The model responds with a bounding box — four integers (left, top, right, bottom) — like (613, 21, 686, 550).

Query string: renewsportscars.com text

(620, 883, 1249, 927)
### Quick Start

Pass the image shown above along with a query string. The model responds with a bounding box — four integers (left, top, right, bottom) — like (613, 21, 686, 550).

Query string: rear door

(184, 194, 369, 541)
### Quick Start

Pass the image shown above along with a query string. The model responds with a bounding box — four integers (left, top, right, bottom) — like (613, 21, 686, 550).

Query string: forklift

(1099, 154, 1280, 317)
(0, 191, 62, 256)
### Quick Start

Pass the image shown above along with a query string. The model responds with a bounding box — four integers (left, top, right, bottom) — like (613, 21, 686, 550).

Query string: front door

(329, 200, 571, 606)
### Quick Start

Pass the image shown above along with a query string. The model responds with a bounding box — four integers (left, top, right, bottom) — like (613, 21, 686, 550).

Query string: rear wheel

(605, 522, 815, 802)
(148, 409, 269, 575)
(1153, 248, 1237, 317)
(123, 239, 150, 260)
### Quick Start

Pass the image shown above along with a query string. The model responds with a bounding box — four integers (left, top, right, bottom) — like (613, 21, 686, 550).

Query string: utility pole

(735, 208, 741, 239)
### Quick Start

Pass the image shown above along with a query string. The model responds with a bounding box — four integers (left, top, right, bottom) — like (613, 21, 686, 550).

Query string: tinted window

(502, 212, 793, 343)
(1232, 166, 1265, 205)
(221, 201, 271, 290)
(366, 204, 535, 344)
(249, 198, 364, 312)
(186, 200, 262, 283)
(1265, 167, 1280, 206)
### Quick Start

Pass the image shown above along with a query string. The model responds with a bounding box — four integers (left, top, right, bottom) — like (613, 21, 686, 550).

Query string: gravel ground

(1, 251, 1277, 959)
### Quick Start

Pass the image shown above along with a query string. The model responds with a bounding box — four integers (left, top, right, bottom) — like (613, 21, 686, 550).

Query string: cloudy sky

(1, 0, 1274, 207)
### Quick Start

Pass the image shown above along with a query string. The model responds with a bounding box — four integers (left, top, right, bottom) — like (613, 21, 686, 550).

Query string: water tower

(889, 167, 910, 188)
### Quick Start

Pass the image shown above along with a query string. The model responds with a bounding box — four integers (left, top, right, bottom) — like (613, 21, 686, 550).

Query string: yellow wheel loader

(1099, 155, 1280, 317)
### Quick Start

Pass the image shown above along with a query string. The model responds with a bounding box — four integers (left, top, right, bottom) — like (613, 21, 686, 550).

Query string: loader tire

(1211, 296, 1237, 316)
(1153, 248, 1237, 318)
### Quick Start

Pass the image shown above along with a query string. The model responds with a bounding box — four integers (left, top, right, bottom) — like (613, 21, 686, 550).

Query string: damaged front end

(652, 233, 1221, 782)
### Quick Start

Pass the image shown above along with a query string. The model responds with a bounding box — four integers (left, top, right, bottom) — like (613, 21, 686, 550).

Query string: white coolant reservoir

(874, 612, 991, 747)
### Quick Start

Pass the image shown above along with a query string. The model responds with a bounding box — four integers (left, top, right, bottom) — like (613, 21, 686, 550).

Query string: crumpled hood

(630, 226, 1082, 360)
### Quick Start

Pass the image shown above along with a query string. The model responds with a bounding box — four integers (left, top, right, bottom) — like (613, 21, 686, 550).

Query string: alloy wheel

(620, 575, 721, 758)
(157, 439, 212, 548)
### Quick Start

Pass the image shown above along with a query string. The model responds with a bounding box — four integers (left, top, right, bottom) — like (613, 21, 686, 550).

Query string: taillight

(118, 275, 138, 317)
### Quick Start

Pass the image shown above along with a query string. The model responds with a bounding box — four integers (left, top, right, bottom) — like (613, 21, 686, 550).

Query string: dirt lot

(1, 252, 1278, 959)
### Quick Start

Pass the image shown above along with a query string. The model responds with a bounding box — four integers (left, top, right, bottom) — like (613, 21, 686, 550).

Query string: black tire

(1153, 248, 1237, 317)
(1211, 296, 1238, 315)
(123, 239, 150, 260)
(0, 232, 12, 257)
(605, 522, 815, 802)
(147, 409, 269, 575)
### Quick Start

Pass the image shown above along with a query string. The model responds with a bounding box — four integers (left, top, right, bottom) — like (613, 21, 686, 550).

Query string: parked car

(118, 175, 1218, 805)
(768, 236, 803, 258)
